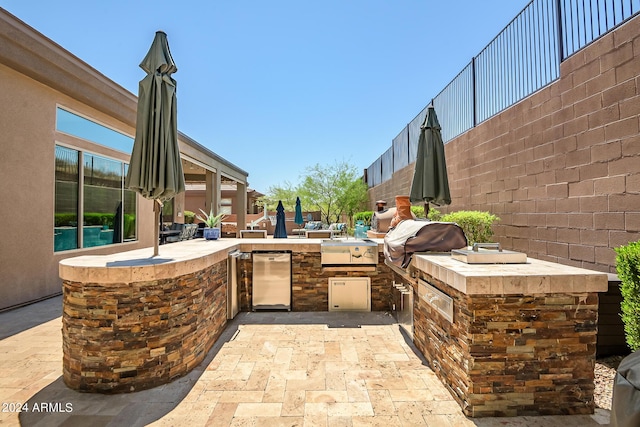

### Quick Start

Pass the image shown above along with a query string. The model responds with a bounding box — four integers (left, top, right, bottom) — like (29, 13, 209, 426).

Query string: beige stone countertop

(59, 237, 385, 284)
(412, 253, 609, 295)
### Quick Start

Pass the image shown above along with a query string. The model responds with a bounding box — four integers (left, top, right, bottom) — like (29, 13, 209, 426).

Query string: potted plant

(353, 211, 372, 238)
(196, 208, 226, 240)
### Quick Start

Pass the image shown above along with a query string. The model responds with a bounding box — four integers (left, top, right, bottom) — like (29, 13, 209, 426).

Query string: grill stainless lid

(451, 243, 527, 264)
(321, 239, 378, 265)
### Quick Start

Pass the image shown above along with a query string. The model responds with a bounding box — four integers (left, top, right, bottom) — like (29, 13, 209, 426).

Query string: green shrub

(83, 213, 114, 227)
(55, 213, 77, 227)
(123, 214, 136, 239)
(427, 207, 442, 221)
(184, 210, 196, 224)
(615, 240, 640, 352)
(410, 205, 426, 218)
(353, 211, 373, 226)
(439, 210, 499, 245)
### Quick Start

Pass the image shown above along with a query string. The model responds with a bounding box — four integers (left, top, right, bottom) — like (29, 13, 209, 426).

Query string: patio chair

(328, 223, 347, 237)
(293, 221, 323, 237)
(185, 224, 197, 239)
(195, 223, 205, 238)
(165, 223, 184, 243)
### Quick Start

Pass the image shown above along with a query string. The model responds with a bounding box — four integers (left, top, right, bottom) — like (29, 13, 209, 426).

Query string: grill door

(328, 277, 371, 311)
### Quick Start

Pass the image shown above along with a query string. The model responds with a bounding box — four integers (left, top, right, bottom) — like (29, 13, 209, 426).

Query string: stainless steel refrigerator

(252, 251, 291, 311)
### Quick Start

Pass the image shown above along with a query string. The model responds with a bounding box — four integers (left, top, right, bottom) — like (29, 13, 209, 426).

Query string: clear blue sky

(2, 1, 530, 193)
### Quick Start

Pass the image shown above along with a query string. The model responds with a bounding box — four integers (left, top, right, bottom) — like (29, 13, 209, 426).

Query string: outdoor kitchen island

(59, 238, 393, 393)
(59, 237, 610, 419)
(397, 253, 609, 417)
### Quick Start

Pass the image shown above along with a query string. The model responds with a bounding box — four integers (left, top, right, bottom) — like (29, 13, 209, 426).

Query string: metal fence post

(555, 0, 565, 62)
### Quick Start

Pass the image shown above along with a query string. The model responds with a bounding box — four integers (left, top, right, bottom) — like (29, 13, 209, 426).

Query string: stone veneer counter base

(407, 254, 608, 417)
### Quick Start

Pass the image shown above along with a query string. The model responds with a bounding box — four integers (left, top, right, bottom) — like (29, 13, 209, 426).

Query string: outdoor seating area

(292, 220, 323, 236)
(293, 221, 348, 238)
(162, 223, 199, 244)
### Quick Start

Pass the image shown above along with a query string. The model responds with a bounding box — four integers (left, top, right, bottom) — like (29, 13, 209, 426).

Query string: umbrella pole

(424, 202, 430, 218)
(154, 201, 160, 257)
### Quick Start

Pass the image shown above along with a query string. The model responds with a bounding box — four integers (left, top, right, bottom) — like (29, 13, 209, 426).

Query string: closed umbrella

(409, 105, 451, 216)
(126, 31, 185, 256)
(294, 197, 304, 227)
(274, 200, 287, 238)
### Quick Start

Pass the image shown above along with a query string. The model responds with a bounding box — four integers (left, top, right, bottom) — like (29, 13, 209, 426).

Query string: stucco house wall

(0, 10, 247, 310)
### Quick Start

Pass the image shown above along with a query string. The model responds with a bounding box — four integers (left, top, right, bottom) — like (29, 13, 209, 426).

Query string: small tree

(336, 176, 369, 226)
(298, 160, 368, 225)
(265, 181, 297, 211)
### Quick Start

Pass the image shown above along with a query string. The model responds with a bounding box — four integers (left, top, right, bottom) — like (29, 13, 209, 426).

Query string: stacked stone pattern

(62, 260, 227, 393)
(408, 270, 599, 417)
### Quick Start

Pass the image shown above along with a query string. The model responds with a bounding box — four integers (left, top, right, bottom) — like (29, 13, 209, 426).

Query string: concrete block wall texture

(367, 14, 640, 274)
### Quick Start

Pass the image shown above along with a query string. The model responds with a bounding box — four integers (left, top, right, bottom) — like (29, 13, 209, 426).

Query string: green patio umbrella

(409, 105, 451, 216)
(126, 31, 185, 256)
(294, 197, 304, 227)
(274, 200, 288, 238)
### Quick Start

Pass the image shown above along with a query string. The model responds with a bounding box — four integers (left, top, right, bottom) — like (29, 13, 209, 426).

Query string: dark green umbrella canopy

(294, 197, 304, 226)
(125, 31, 185, 255)
(409, 105, 451, 212)
(274, 200, 288, 238)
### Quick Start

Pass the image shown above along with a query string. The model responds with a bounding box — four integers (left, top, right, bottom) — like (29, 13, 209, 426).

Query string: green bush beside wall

(615, 240, 640, 352)
(439, 210, 500, 245)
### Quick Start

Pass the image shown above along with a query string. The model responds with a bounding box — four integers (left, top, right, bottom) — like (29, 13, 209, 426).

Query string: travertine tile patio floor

(0, 296, 611, 426)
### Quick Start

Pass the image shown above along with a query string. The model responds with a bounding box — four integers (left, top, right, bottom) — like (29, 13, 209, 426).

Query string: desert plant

(440, 210, 499, 245)
(353, 211, 373, 226)
(615, 240, 640, 352)
(196, 208, 226, 228)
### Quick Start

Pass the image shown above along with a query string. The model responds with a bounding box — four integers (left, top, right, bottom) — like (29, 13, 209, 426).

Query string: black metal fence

(366, 0, 639, 187)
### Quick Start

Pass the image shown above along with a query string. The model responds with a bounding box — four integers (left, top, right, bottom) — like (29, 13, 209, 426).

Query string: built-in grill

(321, 239, 378, 266)
(451, 243, 527, 264)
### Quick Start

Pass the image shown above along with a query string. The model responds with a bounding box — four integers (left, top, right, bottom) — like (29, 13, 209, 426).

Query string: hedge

(439, 210, 500, 245)
(615, 240, 640, 352)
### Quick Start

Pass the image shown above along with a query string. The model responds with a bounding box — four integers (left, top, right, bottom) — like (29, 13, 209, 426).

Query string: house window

(54, 145, 79, 251)
(54, 147, 137, 251)
(56, 107, 133, 152)
(221, 198, 232, 215)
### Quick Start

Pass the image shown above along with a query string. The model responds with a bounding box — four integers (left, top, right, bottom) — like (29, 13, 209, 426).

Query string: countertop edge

(412, 253, 609, 295)
(59, 238, 386, 283)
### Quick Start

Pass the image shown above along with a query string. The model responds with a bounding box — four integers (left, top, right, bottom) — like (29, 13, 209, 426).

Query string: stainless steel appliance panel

(328, 277, 371, 311)
(252, 252, 291, 310)
(392, 281, 413, 338)
(227, 250, 241, 319)
(320, 239, 378, 265)
(451, 242, 527, 264)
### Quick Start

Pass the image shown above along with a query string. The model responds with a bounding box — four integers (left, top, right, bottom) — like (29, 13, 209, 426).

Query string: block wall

(368, 15, 640, 273)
